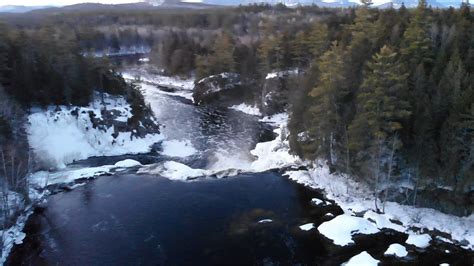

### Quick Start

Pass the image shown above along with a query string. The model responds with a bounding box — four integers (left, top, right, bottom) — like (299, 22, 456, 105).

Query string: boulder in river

(193, 72, 245, 106)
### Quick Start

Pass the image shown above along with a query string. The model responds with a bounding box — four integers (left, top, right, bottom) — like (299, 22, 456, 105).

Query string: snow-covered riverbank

(0, 158, 144, 264)
(4, 69, 472, 264)
(124, 71, 474, 253)
(228, 108, 474, 252)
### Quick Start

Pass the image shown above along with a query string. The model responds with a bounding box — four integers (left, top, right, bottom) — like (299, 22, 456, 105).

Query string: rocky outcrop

(193, 73, 245, 106)
(193, 70, 301, 114)
(261, 70, 300, 116)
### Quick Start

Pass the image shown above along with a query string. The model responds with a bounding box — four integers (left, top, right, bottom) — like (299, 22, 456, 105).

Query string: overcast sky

(1, 0, 143, 6)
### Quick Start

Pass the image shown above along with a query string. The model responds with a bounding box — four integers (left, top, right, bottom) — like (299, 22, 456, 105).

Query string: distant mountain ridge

(0, 0, 464, 14)
(0, 5, 53, 13)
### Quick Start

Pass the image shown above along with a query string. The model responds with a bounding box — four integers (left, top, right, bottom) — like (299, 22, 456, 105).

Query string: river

(7, 57, 474, 265)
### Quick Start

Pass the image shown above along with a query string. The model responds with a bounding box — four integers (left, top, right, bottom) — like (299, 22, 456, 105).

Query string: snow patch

(265, 69, 299, 80)
(229, 103, 262, 116)
(258, 219, 273, 224)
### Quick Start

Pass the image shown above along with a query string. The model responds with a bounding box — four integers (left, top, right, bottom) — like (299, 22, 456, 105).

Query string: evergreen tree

(400, 0, 432, 70)
(208, 33, 235, 74)
(349, 45, 411, 211)
(290, 31, 308, 67)
(305, 42, 349, 165)
(305, 22, 329, 60)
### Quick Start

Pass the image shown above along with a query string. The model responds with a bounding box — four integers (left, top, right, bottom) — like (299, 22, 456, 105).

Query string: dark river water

(7, 58, 474, 265)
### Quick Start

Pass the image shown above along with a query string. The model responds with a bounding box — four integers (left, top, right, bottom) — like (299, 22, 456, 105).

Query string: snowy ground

(27, 93, 163, 169)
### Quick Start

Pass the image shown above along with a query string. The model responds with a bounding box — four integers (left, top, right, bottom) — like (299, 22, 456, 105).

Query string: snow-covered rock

(299, 223, 315, 231)
(317, 214, 380, 246)
(406, 233, 432, 248)
(343, 251, 379, 266)
(193, 72, 244, 105)
(114, 159, 142, 168)
(384, 243, 408, 257)
(311, 198, 326, 206)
